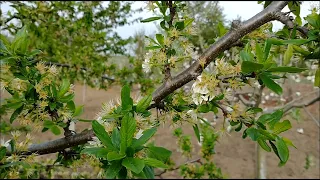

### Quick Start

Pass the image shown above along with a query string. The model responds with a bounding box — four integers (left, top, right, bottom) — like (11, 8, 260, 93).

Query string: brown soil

(1, 82, 319, 179)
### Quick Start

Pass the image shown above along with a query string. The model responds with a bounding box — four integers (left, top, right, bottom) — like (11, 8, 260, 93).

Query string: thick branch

(6, 1, 289, 156)
(6, 130, 94, 156)
(152, 1, 288, 103)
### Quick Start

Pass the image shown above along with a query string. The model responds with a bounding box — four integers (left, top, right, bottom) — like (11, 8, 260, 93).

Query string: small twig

(303, 106, 319, 127)
(155, 158, 202, 177)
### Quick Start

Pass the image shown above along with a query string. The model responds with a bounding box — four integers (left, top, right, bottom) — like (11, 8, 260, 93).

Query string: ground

(1, 81, 319, 179)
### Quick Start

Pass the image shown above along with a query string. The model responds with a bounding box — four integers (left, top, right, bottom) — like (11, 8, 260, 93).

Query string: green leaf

(246, 107, 263, 113)
(105, 160, 122, 179)
(174, 21, 184, 31)
(267, 67, 307, 73)
(81, 147, 109, 158)
(257, 138, 271, 152)
(50, 125, 61, 135)
(275, 137, 289, 163)
(92, 120, 117, 151)
(144, 158, 169, 169)
(121, 85, 133, 111)
(141, 16, 163, 23)
(241, 61, 264, 73)
(283, 44, 293, 65)
(235, 122, 243, 132)
(193, 124, 201, 143)
(112, 128, 121, 150)
(0, 146, 6, 161)
(273, 120, 292, 134)
(10, 104, 24, 123)
(145, 46, 162, 50)
(143, 166, 155, 179)
(136, 94, 152, 113)
(282, 39, 310, 45)
(147, 145, 172, 162)
(58, 79, 70, 97)
(240, 50, 254, 62)
(43, 120, 55, 128)
(282, 137, 297, 149)
(131, 127, 157, 149)
(315, 68, 320, 87)
(156, 34, 164, 46)
(268, 109, 284, 129)
(256, 43, 264, 63)
(73, 105, 84, 117)
(246, 127, 259, 141)
(59, 93, 74, 103)
(107, 151, 126, 161)
(218, 21, 227, 36)
(184, 18, 194, 28)
(29, 49, 42, 57)
(304, 12, 320, 29)
(67, 100, 76, 113)
(259, 73, 282, 95)
(122, 157, 145, 174)
(120, 113, 136, 154)
(288, 1, 300, 17)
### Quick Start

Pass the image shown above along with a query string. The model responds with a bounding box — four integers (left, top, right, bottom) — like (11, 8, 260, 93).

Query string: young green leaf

(92, 120, 117, 151)
(58, 79, 70, 97)
(267, 67, 307, 73)
(141, 16, 163, 23)
(246, 127, 259, 141)
(67, 100, 76, 113)
(147, 145, 172, 162)
(275, 137, 289, 164)
(73, 105, 84, 117)
(120, 113, 136, 154)
(122, 157, 145, 174)
(257, 138, 271, 152)
(121, 85, 133, 111)
(105, 160, 123, 179)
(241, 61, 264, 73)
(10, 104, 24, 123)
(112, 128, 121, 150)
(240, 50, 254, 62)
(0, 146, 6, 161)
(136, 94, 152, 113)
(144, 158, 169, 169)
(107, 151, 126, 161)
(81, 147, 109, 158)
(50, 125, 61, 135)
(156, 34, 164, 46)
(143, 166, 155, 179)
(283, 44, 293, 65)
(282, 137, 297, 149)
(272, 120, 292, 134)
(259, 73, 283, 95)
(192, 124, 201, 142)
(256, 43, 264, 63)
(131, 127, 157, 149)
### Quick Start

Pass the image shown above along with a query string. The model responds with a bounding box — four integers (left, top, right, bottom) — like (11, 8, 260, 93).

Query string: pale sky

(1, 1, 319, 39)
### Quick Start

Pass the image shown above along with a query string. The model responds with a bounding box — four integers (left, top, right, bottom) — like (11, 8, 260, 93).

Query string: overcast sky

(1, 1, 319, 39)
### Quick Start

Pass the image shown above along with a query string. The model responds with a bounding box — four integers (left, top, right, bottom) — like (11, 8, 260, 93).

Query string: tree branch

(152, 1, 288, 103)
(6, 1, 290, 156)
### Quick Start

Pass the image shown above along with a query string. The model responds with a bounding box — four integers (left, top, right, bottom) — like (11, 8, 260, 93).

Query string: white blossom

(192, 93, 203, 105)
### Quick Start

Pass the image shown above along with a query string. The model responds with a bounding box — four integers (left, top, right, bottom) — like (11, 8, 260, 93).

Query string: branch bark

(6, 1, 290, 156)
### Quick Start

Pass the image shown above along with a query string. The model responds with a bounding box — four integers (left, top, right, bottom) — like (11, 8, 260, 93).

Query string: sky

(1, 1, 319, 39)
